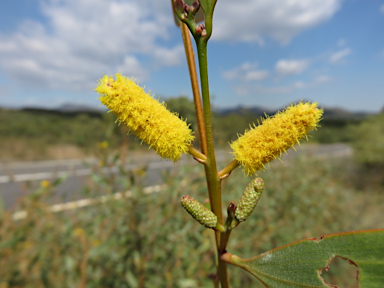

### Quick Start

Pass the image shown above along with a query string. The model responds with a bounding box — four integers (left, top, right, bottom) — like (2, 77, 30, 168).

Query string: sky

(0, 0, 383, 112)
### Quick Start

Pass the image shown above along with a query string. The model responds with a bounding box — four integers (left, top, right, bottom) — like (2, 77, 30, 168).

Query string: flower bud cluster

(235, 178, 264, 222)
(181, 195, 217, 229)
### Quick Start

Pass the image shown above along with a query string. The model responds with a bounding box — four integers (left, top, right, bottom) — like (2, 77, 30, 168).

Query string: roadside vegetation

(0, 149, 383, 287)
(0, 98, 372, 161)
(0, 101, 383, 287)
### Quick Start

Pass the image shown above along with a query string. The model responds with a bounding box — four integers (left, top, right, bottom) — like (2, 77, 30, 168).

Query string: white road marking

(0, 158, 96, 169)
(12, 184, 166, 220)
(0, 146, 351, 184)
(0, 161, 177, 184)
(3, 145, 353, 219)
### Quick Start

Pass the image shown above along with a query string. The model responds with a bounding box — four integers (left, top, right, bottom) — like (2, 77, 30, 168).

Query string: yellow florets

(95, 73, 194, 161)
(230, 102, 323, 175)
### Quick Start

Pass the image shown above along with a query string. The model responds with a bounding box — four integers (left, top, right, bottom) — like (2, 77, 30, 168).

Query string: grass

(0, 148, 382, 287)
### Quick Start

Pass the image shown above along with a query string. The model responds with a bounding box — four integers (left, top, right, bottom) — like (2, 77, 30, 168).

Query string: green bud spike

(181, 195, 221, 229)
(235, 178, 264, 222)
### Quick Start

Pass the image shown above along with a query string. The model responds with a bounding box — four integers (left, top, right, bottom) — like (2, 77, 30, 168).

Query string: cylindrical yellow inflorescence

(96, 73, 195, 161)
(231, 102, 323, 175)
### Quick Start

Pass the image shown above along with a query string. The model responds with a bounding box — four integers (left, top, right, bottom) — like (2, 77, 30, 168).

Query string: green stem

(196, 38, 222, 239)
(188, 146, 207, 163)
(173, 1, 229, 286)
(219, 231, 232, 252)
(195, 37, 229, 288)
(218, 160, 240, 179)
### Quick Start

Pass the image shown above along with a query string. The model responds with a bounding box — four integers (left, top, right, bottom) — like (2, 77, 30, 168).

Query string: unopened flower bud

(195, 23, 205, 35)
(173, 0, 186, 15)
(191, 0, 200, 12)
(181, 195, 219, 229)
(235, 178, 264, 222)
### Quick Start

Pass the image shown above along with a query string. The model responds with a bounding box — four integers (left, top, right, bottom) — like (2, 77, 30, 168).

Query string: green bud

(181, 195, 217, 229)
(235, 178, 264, 222)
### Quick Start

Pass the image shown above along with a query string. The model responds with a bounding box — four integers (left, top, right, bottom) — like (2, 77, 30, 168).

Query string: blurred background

(0, 0, 383, 287)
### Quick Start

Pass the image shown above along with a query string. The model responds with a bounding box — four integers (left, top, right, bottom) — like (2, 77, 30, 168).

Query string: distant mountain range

(15, 103, 106, 117)
(3, 101, 376, 120)
(216, 103, 373, 120)
(55, 103, 107, 113)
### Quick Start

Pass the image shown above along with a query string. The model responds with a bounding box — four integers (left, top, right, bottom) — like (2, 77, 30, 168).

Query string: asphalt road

(0, 144, 352, 210)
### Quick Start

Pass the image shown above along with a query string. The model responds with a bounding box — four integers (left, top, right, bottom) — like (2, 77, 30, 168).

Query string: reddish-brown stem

(180, 22, 207, 155)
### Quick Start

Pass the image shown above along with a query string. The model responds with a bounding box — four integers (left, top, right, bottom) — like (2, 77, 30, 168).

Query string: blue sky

(0, 0, 383, 112)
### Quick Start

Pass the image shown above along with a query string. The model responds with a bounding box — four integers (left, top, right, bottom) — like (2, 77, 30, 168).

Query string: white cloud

(222, 62, 269, 81)
(234, 82, 301, 96)
(380, 4, 384, 14)
(232, 75, 332, 96)
(245, 70, 270, 81)
(153, 45, 185, 67)
(314, 75, 333, 84)
(116, 56, 147, 81)
(337, 38, 346, 47)
(329, 48, 352, 64)
(293, 81, 306, 89)
(213, 0, 341, 44)
(0, 0, 181, 92)
(275, 59, 309, 76)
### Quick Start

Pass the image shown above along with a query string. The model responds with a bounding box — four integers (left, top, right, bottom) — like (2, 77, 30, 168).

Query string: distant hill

(56, 103, 106, 113)
(215, 104, 373, 120)
(215, 105, 270, 117)
(20, 103, 105, 118)
(321, 107, 370, 119)
(2, 100, 375, 121)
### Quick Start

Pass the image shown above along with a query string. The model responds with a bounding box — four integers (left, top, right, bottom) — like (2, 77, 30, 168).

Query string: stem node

(219, 173, 231, 180)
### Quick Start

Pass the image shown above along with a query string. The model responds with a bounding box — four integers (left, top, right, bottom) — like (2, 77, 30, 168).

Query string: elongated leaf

(223, 229, 384, 287)
(200, 0, 216, 12)
(199, 0, 217, 21)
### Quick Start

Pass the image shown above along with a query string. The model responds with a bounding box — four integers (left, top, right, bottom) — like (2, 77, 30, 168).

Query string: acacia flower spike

(231, 102, 323, 175)
(96, 73, 194, 162)
(235, 178, 264, 223)
(181, 195, 225, 232)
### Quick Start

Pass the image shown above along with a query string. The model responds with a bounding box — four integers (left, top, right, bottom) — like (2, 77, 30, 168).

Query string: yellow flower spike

(97, 141, 109, 149)
(230, 102, 323, 175)
(95, 73, 195, 161)
(40, 180, 50, 188)
(73, 228, 85, 237)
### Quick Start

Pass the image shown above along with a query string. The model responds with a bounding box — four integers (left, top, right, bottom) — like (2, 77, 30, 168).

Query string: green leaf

(199, 0, 217, 36)
(199, 0, 216, 20)
(199, 0, 217, 17)
(52, 175, 67, 187)
(125, 270, 138, 288)
(222, 229, 384, 287)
